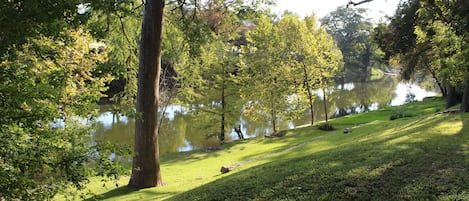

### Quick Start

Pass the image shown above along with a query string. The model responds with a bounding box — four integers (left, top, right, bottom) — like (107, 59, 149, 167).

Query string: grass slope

(85, 98, 469, 201)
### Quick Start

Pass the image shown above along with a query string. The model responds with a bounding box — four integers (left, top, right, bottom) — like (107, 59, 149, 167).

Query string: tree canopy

(372, 0, 469, 111)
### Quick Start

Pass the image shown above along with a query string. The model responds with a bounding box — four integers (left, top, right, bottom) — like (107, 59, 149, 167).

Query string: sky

(272, 0, 401, 22)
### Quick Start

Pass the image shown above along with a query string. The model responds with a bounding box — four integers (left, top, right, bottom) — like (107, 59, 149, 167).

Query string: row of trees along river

(1, 0, 468, 198)
(96, 75, 436, 157)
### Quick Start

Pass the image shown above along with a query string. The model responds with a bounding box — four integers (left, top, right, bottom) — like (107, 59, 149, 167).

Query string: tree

(241, 13, 343, 132)
(421, 0, 469, 112)
(0, 29, 129, 200)
(0, 0, 86, 55)
(172, 0, 246, 143)
(185, 38, 243, 143)
(321, 6, 375, 77)
(315, 28, 344, 125)
(128, 0, 165, 188)
(85, 1, 143, 105)
(0, 1, 139, 198)
(372, 0, 469, 112)
(241, 15, 295, 133)
(276, 14, 343, 126)
(128, 0, 276, 187)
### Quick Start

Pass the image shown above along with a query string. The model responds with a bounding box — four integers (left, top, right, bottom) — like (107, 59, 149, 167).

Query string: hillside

(84, 98, 469, 200)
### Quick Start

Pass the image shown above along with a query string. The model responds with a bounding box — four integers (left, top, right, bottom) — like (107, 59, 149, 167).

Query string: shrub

(318, 123, 336, 131)
(389, 110, 415, 120)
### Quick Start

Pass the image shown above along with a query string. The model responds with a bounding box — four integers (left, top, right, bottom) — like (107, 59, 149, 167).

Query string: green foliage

(85, 1, 143, 106)
(0, 30, 128, 200)
(372, 0, 419, 62)
(177, 34, 244, 142)
(241, 15, 295, 132)
(239, 13, 343, 130)
(0, 0, 85, 55)
(374, 0, 469, 107)
(321, 6, 377, 75)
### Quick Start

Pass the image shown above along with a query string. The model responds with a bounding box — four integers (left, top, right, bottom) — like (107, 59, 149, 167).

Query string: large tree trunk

(446, 85, 458, 109)
(129, 0, 165, 188)
(461, 74, 469, 112)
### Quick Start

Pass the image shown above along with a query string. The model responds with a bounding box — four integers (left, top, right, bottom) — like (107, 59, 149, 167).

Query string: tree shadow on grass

(86, 186, 177, 201)
(166, 113, 469, 201)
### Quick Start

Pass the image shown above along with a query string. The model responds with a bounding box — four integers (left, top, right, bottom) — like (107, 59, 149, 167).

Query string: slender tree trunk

(270, 90, 277, 132)
(220, 84, 226, 143)
(363, 43, 371, 76)
(129, 0, 165, 188)
(308, 90, 315, 125)
(461, 74, 469, 112)
(446, 85, 458, 109)
(302, 62, 314, 125)
(425, 63, 447, 97)
(272, 116, 277, 133)
(322, 87, 329, 124)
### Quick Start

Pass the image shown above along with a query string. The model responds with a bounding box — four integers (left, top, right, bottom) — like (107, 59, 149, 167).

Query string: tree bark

(128, 0, 165, 188)
(461, 74, 469, 112)
(446, 85, 458, 109)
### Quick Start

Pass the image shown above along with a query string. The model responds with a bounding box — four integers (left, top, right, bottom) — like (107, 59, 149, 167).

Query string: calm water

(94, 76, 436, 155)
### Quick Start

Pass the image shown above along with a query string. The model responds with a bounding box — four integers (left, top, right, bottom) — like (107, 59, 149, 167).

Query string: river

(93, 76, 437, 155)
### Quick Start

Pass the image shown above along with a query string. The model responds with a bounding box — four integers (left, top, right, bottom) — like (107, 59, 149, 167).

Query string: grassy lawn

(73, 97, 468, 200)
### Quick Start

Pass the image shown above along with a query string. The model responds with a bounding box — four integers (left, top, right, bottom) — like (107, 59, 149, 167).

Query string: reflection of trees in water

(181, 111, 223, 148)
(291, 76, 398, 125)
(94, 113, 134, 146)
(331, 76, 398, 118)
(158, 111, 188, 154)
(240, 114, 292, 137)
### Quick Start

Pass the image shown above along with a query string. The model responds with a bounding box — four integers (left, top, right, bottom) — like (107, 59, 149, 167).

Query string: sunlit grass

(59, 97, 469, 200)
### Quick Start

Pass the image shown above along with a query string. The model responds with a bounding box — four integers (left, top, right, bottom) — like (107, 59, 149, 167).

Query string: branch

(118, 15, 132, 45)
(347, 0, 374, 7)
(132, 3, 144, 12)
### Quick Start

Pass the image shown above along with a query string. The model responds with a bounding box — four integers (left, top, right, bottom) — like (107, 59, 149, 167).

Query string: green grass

(70, 97, 468, 200)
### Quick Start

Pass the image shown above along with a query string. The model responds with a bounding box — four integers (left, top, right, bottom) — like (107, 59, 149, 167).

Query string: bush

(318, 123, 336, 131)
(389, 110, 415, 120)
(0, 32, 129, 200)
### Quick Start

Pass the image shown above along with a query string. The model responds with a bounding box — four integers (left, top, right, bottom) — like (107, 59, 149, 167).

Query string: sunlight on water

(390, 83, 437, 106)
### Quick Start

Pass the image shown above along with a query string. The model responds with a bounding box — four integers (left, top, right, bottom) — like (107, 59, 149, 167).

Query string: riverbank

(75, 97, 468, 200)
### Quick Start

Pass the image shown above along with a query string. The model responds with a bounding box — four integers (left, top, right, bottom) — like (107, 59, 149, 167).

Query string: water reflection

(94, 76, 436, 155)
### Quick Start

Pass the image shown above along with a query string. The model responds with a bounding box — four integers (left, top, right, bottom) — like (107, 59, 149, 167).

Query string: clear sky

(271, 0, 401, 22)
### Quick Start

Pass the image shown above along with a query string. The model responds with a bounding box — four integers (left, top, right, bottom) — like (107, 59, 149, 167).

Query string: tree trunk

(446, 85, 458, 109)
(425, 63, 447, 97)
(308, 90, 315, 125)
(270, 90, 277, 132)
(220, 84, 226, 143)
(128, 0, 165, 188)
(322, 87, 329, 124)
(302, 62, 314, 125)
(461, 74, 469, 112)
(363, 43, 371, 76)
